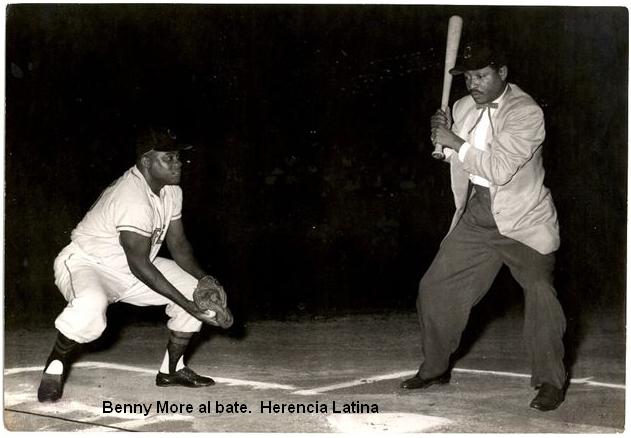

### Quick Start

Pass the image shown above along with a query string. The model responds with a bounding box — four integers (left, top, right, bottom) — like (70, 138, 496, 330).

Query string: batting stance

(401, 42, 567, 411)
(38, 127, 232, 402)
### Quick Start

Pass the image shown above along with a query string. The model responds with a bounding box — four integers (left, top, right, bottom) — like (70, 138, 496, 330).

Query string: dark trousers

(416, 185, 566, 388)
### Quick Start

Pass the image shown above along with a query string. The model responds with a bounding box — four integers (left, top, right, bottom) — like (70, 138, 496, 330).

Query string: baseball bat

(432, 15, 463, 160)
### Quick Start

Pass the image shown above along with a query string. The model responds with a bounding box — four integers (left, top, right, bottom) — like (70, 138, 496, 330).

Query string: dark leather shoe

(400, 372, 450, 390)
(38, 373, 64, 402)
(530, 382, 565, 411)
(156, 367, 215, 388)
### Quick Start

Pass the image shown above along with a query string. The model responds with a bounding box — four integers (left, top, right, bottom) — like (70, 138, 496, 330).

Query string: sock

(159, 331, 193, 374)
(44, 360, 64, 375)
(159, 352, 186, 373)
(43, 331, 80, 375)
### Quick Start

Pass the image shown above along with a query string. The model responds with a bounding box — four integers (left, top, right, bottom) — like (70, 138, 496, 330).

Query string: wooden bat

(432, 15, 463, 160)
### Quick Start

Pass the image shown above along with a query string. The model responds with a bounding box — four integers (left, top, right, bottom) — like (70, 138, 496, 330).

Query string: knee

(79, 305, 109, 340)
(170, 265, 197, 298)
(58, 295, 109, 342)
(416, 282, 426, 311)
(81, 293, 109, 313)
(180, 275, 198, 300)
(523, 277, 557, 299)
(417, 275, 441, 309)
(159, 260, 198, 299)
(166, 312, 203, 333)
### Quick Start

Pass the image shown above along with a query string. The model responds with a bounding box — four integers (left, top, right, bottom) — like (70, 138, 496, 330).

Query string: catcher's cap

(450, 41, 508, 75)
(136, 127, 193, 157)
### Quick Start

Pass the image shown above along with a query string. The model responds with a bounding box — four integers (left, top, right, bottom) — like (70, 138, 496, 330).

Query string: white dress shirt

(457, 85, 508, 187)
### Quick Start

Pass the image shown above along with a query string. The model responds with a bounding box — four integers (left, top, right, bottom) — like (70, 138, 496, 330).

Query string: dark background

(4, 5, 627, 339)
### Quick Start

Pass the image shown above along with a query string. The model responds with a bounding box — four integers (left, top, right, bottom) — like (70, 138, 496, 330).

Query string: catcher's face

(147, 151, 183, 186)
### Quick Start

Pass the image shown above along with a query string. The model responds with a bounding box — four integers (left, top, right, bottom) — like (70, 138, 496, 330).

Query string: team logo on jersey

(151, 227, 165, 246)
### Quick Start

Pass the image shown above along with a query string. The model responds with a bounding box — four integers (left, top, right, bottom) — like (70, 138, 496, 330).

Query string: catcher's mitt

(193, 275, 233, 329)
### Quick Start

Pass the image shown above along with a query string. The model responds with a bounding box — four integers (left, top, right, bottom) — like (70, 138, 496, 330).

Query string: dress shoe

(400, 372, 450, 390)
(38, 372, 64, 402)
(156, 367, 215, 388)
(530, 382, 565, 411)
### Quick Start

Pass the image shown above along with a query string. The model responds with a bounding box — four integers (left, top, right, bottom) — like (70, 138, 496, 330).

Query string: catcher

(37, 127, 233, 402)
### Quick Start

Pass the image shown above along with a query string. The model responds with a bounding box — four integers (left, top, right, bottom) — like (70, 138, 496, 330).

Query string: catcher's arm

(165, 219, 206, 280)
(119, 231, 216, 325)
(165, 220, 232, 328)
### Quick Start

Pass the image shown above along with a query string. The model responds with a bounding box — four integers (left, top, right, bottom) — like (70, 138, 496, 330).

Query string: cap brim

(449, 59, 507, 76)
(154, 144, 194, 152)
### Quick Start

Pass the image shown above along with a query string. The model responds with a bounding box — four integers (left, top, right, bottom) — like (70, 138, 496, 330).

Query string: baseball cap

(449, 42, 508, 75)
(136, 127, 193, 157)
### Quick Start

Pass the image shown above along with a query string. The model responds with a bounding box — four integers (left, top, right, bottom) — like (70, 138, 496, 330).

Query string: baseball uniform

(53, 165, 201, 343)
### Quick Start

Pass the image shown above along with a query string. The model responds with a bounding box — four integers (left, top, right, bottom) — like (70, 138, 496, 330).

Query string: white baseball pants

(53, 243, 202, 343)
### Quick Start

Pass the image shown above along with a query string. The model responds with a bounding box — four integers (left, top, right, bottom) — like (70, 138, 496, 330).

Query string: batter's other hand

(432, 126, 465, 152)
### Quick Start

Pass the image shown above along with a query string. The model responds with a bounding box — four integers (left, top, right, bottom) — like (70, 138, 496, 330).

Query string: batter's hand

(430, 108, 452, 130)
(432, 126, 465, 152)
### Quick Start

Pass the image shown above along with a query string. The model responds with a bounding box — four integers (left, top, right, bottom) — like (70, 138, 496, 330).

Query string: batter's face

(464, 65, 508, 104)
(145, 150, 183, 188)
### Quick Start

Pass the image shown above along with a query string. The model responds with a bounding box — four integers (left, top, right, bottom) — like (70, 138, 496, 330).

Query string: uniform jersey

(70, 165, 183, 272)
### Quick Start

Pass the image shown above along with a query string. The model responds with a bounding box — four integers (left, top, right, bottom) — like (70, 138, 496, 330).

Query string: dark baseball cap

(449, 43, 508, 75)
(136, 127, 193, 156)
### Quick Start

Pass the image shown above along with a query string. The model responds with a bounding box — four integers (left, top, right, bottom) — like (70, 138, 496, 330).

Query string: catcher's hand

(193, 275, 233, 329)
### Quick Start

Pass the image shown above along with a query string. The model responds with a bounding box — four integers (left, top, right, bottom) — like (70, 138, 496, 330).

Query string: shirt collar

(493, 84, 509, 106)
(131, 165, 162, 199)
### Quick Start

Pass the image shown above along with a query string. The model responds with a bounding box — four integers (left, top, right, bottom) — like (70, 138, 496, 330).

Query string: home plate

(327, 412, 452, 432)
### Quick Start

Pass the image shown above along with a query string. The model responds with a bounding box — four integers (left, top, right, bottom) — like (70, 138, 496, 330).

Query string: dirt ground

(3, 311, 625, 432)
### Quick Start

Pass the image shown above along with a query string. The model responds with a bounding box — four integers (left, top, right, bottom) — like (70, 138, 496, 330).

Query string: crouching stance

(38, 127, 229, 402)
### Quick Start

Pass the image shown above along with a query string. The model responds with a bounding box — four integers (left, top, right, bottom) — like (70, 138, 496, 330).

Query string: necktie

(468, 102, 499, 135)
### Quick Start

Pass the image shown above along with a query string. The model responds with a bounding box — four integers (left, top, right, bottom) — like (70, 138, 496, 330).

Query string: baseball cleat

(37, 372, 64, 402)
(156, 367, 215, 388)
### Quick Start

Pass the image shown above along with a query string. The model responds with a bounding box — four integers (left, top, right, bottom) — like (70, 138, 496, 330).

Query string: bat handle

(431, 143, 445, 160)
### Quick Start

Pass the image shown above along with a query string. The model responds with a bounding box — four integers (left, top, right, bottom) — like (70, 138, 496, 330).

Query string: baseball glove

(193, 275, 233, 329)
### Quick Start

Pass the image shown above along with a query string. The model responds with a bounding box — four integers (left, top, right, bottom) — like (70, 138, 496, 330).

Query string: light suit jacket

(445, 83, 560, 254)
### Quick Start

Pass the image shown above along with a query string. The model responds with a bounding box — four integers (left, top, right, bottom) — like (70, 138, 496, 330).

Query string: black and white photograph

(3, 2, 627, 433)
